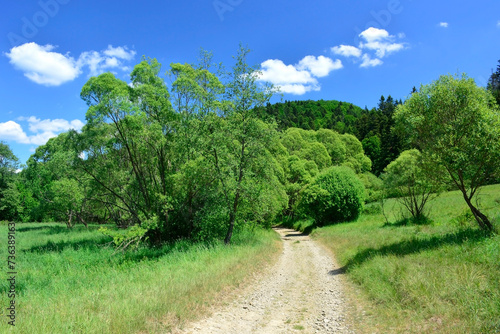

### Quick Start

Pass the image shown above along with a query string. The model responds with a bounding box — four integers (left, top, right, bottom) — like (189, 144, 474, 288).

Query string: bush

(299, 166, 365, 226)
(358, 172, 384, 203)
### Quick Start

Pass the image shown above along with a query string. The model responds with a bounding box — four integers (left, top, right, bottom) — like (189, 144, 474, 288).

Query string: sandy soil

(179, 227, 353, 334)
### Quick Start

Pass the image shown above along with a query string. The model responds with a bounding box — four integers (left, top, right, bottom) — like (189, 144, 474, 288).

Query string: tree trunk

(462, 191, 493, 231)
(67, 210, 73, 229)
(224, 191, 240, 245)
(224, 140, 245, 245)
(77, 212, 88, 228)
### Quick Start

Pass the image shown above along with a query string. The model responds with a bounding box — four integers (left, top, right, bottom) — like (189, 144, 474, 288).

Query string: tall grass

(0, 223, 280, 333)
(312, 184, 500, 333)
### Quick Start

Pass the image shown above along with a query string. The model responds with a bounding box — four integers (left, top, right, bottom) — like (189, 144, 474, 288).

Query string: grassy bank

(312, 184, 500, 333)
(0, 223, 281, 333)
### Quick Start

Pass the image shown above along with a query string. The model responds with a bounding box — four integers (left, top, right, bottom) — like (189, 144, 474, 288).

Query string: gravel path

(180, 227, 353, 334)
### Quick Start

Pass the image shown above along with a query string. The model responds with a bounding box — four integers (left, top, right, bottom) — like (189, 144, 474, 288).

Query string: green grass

(279, 218, 316, 234)
(0, 223, 281, 333)
(312, 183, 500, 334)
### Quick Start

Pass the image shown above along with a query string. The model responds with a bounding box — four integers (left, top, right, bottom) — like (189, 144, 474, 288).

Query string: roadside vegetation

(312, 184, 500, 333)
(0, 49, 499, 333)
(0, 222, 280, 333)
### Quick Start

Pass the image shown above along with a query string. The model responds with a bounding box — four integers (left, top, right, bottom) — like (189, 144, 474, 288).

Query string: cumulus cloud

(0, 117, 84, 146)
(358, 27, 405, 58)
(5, 43, 136, 86)
(359, 27, 390, 43)
(5, 43, 81, 86)
(331, 27, 405, 69)
(331, 45, 362, 58)
(20, 116, 85, 133)
(0, 121, 30, 144)
(439, 22, 449, 28)
(360, 54, 383, 68)
(297, 56, 343, 77)
(258, 59, 319, 94)
(258, 55, 342, 95)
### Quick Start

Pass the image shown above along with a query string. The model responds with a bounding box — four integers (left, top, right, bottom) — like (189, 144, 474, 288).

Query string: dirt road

(181, 227, 353, 334)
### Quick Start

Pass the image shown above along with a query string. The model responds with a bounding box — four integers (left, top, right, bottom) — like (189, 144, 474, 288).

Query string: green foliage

(341, 133, 372, 173)
(257, 99, 364, 133)
(354, 96, 405, 175)
(487, 59, 500, 106)
(300, 166, 365, 226)
(313, 183, 500, 333)
(382, 149, 440, 219)
(99, 225, 149, 252)
(0, 142, 19, 220)
(357, 172, 384, 203)
(278, 128, 370, 220)
(395, 73, 500, 231)
(315, 128, 346, 165)
(257, 96, 404, 175)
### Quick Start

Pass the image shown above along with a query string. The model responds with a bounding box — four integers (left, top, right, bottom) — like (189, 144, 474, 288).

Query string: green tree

(0, 142, 19, 220)
(299, 166, 365, 226)
(208, 45, 286, 244)
(79, 59, 178, 234)
(395, 74, 500, 231)
(487, 59, 500, 106)
(382, 149, 440, 219)
(340, 134, 372, 173)
(361, 135, 381, 170)
(21, 132, 92, 226)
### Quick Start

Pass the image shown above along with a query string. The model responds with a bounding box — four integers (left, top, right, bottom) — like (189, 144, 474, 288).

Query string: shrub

(382, 149, 440, 219)
(299, 166, 365, 226)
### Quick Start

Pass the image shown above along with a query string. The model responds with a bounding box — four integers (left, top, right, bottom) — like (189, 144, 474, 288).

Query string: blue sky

(1, 0, 499, 164)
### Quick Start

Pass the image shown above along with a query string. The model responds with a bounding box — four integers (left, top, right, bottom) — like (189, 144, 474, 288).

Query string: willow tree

(209, 45, 287, 244)
(395, 74, 500, 231)
(79, 59, 177, 233)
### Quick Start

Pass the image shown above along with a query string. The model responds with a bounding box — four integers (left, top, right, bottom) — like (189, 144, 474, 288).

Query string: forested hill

(257, 97, 405, 175)
(256, 99, 364, 134)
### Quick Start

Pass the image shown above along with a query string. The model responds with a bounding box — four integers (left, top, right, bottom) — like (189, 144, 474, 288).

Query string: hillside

(257, 97, 405, 175)
(257, 99, 365, 134)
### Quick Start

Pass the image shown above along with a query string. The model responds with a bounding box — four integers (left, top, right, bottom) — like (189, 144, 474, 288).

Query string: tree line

(0, 47, 374, 244)
(0, 53, 499, 240)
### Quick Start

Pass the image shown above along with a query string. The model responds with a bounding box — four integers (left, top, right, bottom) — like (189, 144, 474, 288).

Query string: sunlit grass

(0, 223, 281, 333)
(313, 184, 500, 333)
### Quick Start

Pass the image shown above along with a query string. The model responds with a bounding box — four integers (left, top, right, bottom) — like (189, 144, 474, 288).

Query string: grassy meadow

(0, 223, 281, 333)
(312, 183, 500, 333)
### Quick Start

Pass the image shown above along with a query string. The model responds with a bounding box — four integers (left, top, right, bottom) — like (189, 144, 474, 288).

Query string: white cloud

(439, 22, 449, 28)
(6, 43, 136, 86)
(331, 27, 406, 69)
(0, 117, 85, 146)
(360, 54, 383, 68)
(78, 51, 103, 77)
(103, 45, 136, 60)
(29, 131, 58, 145)
(497, 20, 500, 28)
(331, 45, 362, 58)
(22, 116, 84, 133)
(0, 121, 30, 144)
(278, 84, 320, 95)
(297, 56, 343, 77)
(258, 56, 342, 95)
(5, 43, 81, 86)
(358, 27, 405, 58)
(258, 59, 319, 95)
(359, 27, 390, 43)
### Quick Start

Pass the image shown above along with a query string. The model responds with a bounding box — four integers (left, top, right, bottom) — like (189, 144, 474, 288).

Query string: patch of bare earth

(179, 228, 354, 334)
